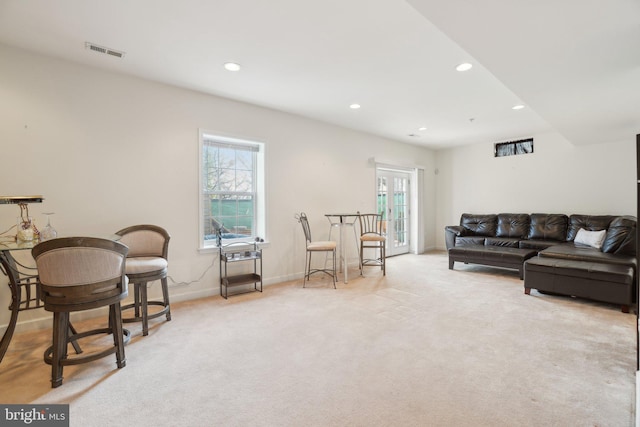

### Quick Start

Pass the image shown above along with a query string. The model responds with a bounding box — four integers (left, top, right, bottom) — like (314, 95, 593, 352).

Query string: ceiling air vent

(85, 42, 125, 59)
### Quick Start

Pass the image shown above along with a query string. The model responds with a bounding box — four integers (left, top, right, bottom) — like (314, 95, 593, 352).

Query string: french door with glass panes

(376, 169, 410, 256)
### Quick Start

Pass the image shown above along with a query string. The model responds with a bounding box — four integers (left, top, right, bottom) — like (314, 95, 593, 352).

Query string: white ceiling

(0, 0, 638, 149)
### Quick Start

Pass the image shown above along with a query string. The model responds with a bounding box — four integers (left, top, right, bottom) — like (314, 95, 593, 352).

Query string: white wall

(0, 44, 437, 332)
(3, 42, 634, 333)
(435, 131, 636, 249)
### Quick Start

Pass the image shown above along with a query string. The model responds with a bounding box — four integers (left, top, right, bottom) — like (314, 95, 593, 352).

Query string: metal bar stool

(358, 213, 386, 276)
(296, 212, 337, 288)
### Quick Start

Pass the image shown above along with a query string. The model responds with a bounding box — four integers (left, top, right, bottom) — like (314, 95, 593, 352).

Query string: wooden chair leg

(51, 311, 69, 388)
(161, 277, 171, 321)
(140, 282, 149, 336)
(110, 303, 127, 369)
(133, 282, 141, 319)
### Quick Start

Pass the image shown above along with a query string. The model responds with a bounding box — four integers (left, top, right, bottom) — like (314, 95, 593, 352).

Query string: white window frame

(199, 131, 266, 250)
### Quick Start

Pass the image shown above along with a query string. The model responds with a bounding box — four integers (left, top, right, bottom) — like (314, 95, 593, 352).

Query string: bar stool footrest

(44, 327, 130, 366)
(121, 301, 171, 323)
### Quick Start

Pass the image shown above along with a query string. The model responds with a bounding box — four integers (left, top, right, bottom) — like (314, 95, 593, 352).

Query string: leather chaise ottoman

(524, 257, 634, 312)
(448, 246, 538, 279)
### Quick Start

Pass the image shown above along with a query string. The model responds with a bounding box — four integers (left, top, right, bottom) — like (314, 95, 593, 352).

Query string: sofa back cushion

(528, 214, 569, 241)
(566, 215, 615, 242)
(460, 214, 497, 237)
(602, 216, 636, 255)
(496, 213, 530, 238)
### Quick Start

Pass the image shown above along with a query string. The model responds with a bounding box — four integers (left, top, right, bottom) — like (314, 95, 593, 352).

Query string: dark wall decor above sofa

(445, 213, 637, 312)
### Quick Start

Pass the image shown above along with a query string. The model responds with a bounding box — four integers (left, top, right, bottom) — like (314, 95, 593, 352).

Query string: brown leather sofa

(445, 213, 637, 311)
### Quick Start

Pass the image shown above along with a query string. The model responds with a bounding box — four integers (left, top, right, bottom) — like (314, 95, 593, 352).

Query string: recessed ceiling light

(349, 104, 361, 110)
(224, 62, 241, 71)
(418, 126, 427, 131)
(456, 62, 473, 72)
(512, 104, 525, 110)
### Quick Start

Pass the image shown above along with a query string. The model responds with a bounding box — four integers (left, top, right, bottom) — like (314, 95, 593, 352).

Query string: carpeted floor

(0, 252, 636, 426)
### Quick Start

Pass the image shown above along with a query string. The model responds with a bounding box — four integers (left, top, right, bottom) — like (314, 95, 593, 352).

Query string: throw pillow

(574, 228, 606, 249)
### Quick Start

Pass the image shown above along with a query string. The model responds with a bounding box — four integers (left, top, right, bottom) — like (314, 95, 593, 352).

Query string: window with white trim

(494, 138, 534, 157)
(199, 132, 265, 248)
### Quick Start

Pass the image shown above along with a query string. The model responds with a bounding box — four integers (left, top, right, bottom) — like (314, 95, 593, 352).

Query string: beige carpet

(0, 252, 636, 426)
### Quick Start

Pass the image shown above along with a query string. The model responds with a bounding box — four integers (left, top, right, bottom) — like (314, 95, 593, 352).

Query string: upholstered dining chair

(358, 213, 386, 276)
(32, 237, 130, 388)
(296, 212, 337, 288)
(115, 224, 171, 336)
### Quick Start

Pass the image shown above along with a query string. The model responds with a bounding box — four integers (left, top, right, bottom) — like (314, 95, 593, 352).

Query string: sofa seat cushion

(539, 245, 636, 271)
(125, 256, 168, 275)
(485, 237, 520, 248)
(518, 239, 561, 251)
(455, 236, 486, 246)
